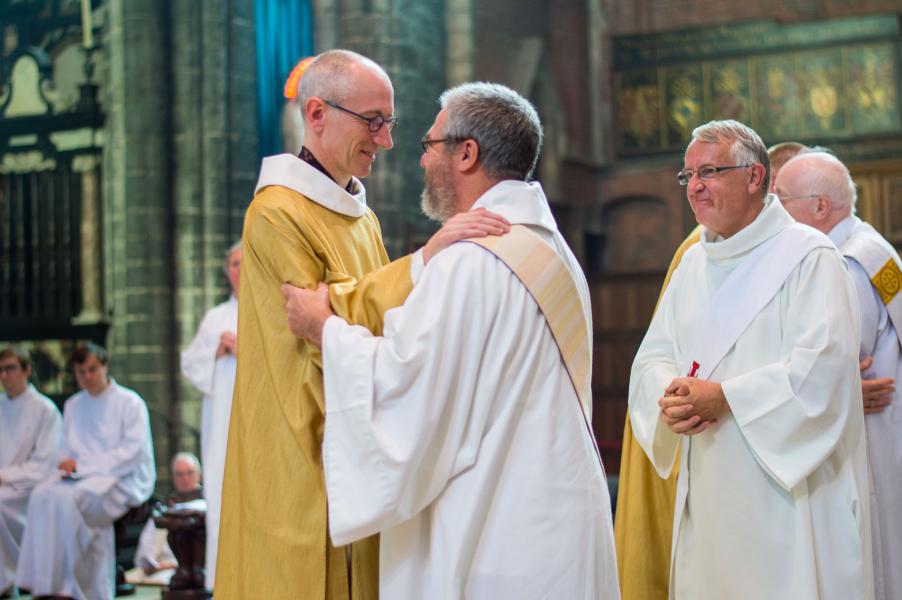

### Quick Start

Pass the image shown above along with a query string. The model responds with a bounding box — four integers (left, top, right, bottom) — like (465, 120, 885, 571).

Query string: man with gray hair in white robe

(280, 82, 620, 599)
(180, 240, 240, 589)
(776, 150, 902, 600)
(629, 120, 872, 599)
(0, 346, 61, 597)
(16, 343, 155, 600)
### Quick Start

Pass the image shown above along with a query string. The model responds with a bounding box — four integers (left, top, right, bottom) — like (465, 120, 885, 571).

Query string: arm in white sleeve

(180, 311, 220, 396)
(725, 249, 863, 491)
(321, 245, 499, 545)
(0, 402, 61, 486)
(846, 258, 884, 367)
(628, 281, 682, 479)
(78, 396, 153, 479)
(134, 520, 161, 571)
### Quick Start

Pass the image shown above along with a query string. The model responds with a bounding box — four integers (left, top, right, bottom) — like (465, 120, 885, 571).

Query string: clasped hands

(658, 377, 729, 436)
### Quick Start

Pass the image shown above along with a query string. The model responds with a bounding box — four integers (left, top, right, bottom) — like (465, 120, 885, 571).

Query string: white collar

(827, 214, 857, 248)
(254, 154, 368, 218)
(701, 194, 794, 264)
(471, 180, 558, 232)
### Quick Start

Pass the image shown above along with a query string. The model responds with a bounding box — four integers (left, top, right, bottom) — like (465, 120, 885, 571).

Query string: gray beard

(420, 185, 457, 224)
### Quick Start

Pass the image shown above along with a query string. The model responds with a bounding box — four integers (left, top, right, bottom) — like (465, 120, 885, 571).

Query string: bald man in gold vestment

(216, 50, 508, 600)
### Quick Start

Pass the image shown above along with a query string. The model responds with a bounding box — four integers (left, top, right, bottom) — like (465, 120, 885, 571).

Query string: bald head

(295, 50, 395, 188)
(775, 151, 856, 233)
(297, 50, 392, 116)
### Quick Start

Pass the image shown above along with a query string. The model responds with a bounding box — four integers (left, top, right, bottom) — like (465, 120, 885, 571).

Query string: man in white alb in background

(280, 82, 620, 599)
(0, 346, 61, 598)
(127, 452, 204, 586)
(180, 241, 240, 590)
(16, 343, 156, 600)
(776, 150, 901, 600)
(629, 119, 872, 599)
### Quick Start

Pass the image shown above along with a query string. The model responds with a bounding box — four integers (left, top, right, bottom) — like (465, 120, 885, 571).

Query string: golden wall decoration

(710, 60, 751, 123)
(847, 43, 898, 132)
(613, 15, 901, 156)
(754, 56, 800, 140)
(666, 66, 703, 147)
(615, 70, 661, 151)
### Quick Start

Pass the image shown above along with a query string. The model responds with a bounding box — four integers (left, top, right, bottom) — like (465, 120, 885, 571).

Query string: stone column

(103, 0, 257, 486)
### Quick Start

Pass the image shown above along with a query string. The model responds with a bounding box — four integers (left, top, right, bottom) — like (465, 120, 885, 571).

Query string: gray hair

(439, 82, 543, 181)
(781, 151, 857, 210)
(691, 120, 770, 195)
(171, 451, 202, 475)
(297, 50, 390, 111)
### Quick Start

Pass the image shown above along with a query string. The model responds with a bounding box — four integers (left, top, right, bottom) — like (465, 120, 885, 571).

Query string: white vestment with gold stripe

(320, 180, 620, 599)
(832, 215, 902, 600)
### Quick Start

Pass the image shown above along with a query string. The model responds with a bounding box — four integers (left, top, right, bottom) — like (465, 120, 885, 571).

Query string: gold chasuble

(614, 226, 701, 600)
(216, 155, 413, 600)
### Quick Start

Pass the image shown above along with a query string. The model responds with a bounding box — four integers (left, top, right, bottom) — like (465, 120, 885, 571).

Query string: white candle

(81, 0, 93, 49)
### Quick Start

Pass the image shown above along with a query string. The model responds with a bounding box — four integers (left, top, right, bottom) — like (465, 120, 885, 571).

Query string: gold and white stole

(682, 223, 834, 382)
(842, 220, 902, 344)
(462, 225, 597, 456)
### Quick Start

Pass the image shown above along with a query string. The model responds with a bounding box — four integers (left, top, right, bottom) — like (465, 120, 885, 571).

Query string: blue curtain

(255, 0, 314, 158)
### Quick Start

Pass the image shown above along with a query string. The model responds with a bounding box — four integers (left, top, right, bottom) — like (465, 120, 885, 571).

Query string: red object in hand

(688, 361, 700, 378)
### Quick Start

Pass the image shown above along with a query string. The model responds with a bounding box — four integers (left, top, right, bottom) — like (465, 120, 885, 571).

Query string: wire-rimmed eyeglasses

(325, 100, 398, 133)
(678, 164, 752, 186)
(420, 137, 467, 153)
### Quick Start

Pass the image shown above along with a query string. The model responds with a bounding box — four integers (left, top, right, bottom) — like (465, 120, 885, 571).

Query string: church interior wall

(3, 0, 902, 486)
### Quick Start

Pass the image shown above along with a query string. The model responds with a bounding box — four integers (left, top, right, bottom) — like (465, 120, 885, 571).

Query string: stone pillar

(103, 0, 257, 487)
(104, 1, 174, 471)
(170, 0, 258, 436)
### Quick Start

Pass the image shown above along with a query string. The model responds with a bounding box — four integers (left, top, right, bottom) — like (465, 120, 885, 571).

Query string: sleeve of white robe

(722, 249, 863, 491)
(847, 259, 883, 363)
(77, 395, 153, 480)
(321, 244, 501, 546)
(628, 269, 684, 478)
(134, 520, 161, 571)
(181, 311, 221, 396)
(0, 400, 61, 487)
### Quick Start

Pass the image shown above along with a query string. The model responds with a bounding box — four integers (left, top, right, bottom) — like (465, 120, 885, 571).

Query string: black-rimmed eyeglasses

(420, 137, 466, 153)
(678, 164, 752, 186)
(325, 100, 398, 133)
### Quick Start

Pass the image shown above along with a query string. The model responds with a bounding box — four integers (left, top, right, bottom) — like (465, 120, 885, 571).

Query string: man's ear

(815, 195, 833, 219)
(748, 164, 766, 194)
(305, 97, 327, 134)
(456, 139, 480, 173)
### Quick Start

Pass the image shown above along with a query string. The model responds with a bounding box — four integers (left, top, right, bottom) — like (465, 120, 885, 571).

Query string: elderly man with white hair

(127, 452, 204, 586)
(776, 150, 902, 600)
(629, 120, 872, 599)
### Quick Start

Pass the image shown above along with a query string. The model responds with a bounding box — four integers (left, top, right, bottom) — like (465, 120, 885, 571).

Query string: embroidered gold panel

(613, 14, 901, 156)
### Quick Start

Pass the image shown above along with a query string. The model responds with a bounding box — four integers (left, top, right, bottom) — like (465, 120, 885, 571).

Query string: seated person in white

(126, 452, 204, 586)
(16, 343, 156, 600)
(0, 346, 62, 598)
